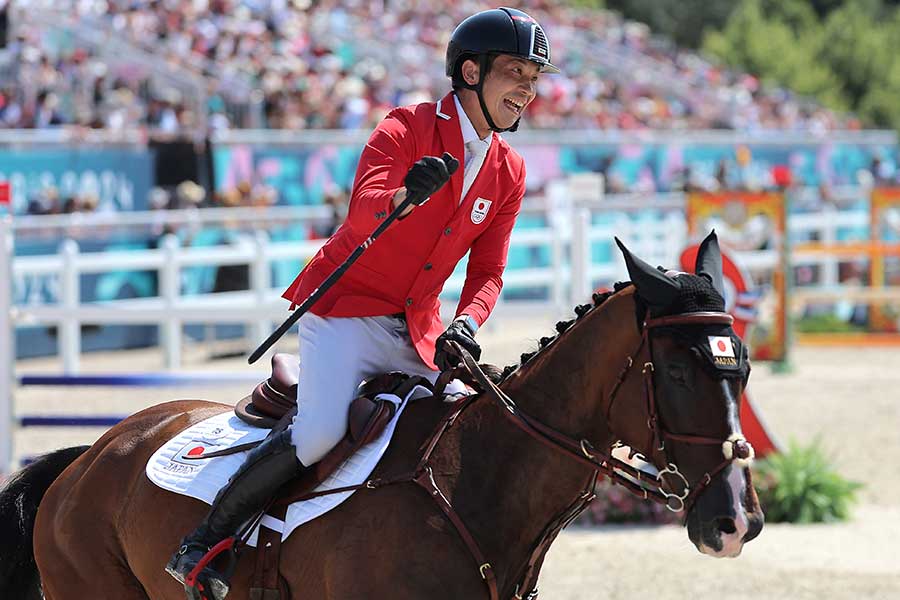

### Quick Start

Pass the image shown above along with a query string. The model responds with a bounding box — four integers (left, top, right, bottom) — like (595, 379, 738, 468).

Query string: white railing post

(821, 203, 838, 287)
(549, 218, 565, 313)
(59, 239, 81, 374)
(250, 231, 272, 346)
(160, 234, 182, 369)
(570, 207, 592, 305)
(0, 216, 14, 475)
(545, 179, 572, 314)
(665, 212, 688, 268)
(612, 213, 631, 282)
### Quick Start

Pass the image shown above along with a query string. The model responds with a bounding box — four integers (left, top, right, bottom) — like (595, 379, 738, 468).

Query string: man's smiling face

(459, 54, 540, 134)
(479, 55, 540, 130)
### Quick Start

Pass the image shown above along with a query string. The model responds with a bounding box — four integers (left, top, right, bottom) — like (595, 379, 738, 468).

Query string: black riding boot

(166, 429, 304, 600)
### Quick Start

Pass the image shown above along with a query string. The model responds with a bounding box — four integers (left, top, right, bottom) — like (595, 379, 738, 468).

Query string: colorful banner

(213, 144, 362, 206)
(686, 191, 787, 361)
(0, 149, 154, 214)
(211, 141, 895, 204)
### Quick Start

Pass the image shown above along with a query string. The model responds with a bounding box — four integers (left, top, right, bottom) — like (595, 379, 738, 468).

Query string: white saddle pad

(146, 384, 434, 546)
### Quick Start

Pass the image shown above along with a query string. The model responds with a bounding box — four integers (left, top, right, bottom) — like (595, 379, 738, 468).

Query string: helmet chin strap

(462, 55, 520, 134)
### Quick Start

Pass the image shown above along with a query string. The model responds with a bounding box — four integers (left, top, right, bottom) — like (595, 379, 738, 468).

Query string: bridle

(446, 310, 755, 512)
(598, 311, 756, 513)
(423, 309, 756, 599)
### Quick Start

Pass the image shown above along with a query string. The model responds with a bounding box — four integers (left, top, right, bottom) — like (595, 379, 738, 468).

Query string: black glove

(404, 152, 459, 205)
(434, 318, 481, 371)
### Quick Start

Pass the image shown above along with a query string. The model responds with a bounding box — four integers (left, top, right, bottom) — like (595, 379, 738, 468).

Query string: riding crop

(248, 155, 460, 364)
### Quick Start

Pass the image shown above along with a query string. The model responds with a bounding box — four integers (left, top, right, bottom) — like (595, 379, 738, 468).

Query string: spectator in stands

(32, 91, 63, 128)
(26, 186, 59, 215)
(175, 180, 206, 209)
(0, 87, 23, 126)
(869, 156, 896, 186)
(309, 184, 349, 239)
(249, 183, 278, 208)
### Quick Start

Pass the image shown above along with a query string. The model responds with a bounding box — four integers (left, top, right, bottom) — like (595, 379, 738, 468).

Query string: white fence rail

(0, 196, 893, 374)
(0, 217, 13, 480)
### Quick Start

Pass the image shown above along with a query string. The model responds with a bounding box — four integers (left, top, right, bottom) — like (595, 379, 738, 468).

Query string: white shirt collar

(453, 93, 492, 146)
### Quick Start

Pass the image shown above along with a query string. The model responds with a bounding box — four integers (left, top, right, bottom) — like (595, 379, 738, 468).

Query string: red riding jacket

(283, 91, 526, 369)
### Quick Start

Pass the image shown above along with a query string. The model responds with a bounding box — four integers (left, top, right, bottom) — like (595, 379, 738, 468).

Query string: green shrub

(754, 439, 862, 523)
(795, 314, 865, 334)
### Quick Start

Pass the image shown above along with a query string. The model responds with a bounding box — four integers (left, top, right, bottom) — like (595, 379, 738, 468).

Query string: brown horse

(0, 232, 762, 600)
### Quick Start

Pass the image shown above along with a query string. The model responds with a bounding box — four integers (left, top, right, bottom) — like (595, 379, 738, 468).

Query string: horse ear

(694, 230, 726, 298)
(615, 237, 681, 309)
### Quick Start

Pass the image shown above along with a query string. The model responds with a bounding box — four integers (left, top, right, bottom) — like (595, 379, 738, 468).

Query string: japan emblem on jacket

(471, 198, 492, 224)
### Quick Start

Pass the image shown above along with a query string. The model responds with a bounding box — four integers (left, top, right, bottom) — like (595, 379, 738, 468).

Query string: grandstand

(0, 0, 897, 362)
(3, 0, 858, 132)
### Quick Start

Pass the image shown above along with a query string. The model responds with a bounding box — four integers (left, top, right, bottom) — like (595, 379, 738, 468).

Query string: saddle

(224, 354, 434, 599)
(234, 354, 300, 429)
(197, 354, 430, 598)
(235, 354, 429, 429)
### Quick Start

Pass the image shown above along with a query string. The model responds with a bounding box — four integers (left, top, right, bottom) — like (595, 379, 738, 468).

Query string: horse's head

(611, 232, 764, 557)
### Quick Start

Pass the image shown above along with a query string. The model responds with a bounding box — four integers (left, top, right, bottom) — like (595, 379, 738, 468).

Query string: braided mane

(494, 267, 728, 383)
(499, 281, 633, 382)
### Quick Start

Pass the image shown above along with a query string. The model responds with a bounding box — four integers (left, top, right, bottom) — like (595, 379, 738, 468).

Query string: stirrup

(165, 541, 205, 585)
(167, 538, 237, 600)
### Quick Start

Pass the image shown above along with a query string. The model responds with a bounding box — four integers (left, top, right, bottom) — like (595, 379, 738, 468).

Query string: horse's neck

(442, 293, 640, 594)
(503, 292, 638, 440)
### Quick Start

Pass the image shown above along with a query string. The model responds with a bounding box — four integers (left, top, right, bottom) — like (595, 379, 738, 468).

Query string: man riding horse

(166, 8, 560, 599)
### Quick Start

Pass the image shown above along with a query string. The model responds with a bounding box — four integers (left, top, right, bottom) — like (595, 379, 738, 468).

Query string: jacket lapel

(435, 92, 464, 207)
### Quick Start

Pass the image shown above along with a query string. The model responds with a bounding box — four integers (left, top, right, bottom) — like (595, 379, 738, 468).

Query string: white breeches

(290, 313, 439, 466)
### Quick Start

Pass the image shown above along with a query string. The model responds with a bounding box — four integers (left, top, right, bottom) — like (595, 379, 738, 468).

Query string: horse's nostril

(715, 517, 737, 535)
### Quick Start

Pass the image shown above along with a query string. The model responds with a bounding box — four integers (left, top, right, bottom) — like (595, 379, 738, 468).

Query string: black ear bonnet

(648, 273, 749, 382)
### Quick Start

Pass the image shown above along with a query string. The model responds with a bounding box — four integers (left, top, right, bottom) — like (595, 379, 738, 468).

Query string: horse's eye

(667, 364, 687, 385)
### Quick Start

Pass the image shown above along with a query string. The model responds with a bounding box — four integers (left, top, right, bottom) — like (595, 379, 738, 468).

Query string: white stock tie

(461, 139, 488, 204)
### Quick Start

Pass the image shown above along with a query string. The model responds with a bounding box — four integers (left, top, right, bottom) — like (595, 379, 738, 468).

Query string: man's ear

(461, 58, 481, 86)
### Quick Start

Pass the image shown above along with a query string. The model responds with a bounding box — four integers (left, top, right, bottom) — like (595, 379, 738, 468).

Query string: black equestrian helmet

(445, 7, 560, 82)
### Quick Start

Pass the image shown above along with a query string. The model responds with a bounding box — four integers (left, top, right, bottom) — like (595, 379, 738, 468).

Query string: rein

(252, 310, 755, 600)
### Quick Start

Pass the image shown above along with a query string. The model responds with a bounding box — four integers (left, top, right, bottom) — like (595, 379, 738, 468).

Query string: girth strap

(250, 504, 287, 600)
(413, 466, 500, 600)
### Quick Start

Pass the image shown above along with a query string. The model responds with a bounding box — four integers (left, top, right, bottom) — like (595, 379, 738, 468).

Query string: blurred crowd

(2, 0, 858, 133)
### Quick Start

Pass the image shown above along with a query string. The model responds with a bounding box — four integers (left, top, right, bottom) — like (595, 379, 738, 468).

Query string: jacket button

(444, 227, 452, 235)
(424, 263, 432, 271)
(406, 298, 413, 306)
